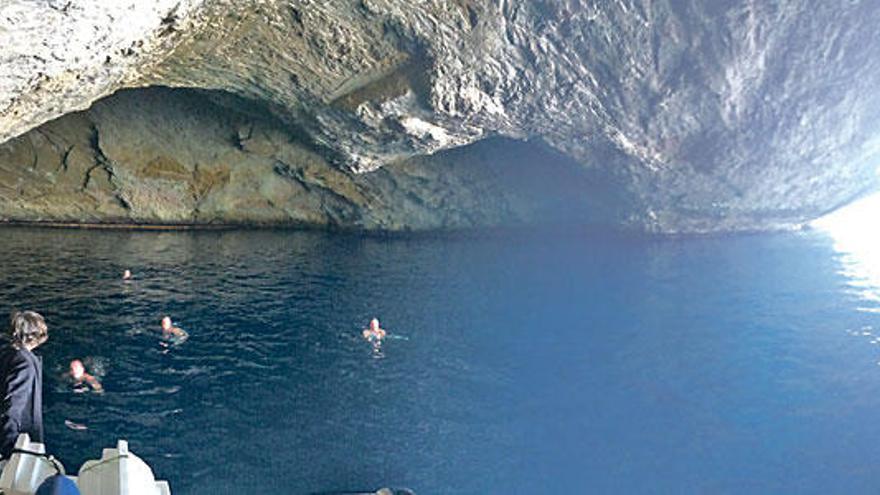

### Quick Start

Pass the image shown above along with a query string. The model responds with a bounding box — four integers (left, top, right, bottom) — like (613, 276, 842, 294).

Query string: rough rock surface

(3, 1, 880, 232)
(0, 87, 623, 229)
(0, 0, 203, 144)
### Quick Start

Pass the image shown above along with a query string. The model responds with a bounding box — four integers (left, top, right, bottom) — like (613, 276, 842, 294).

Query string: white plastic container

(0, 433, 65, 495)
(76, 440, 170, 495)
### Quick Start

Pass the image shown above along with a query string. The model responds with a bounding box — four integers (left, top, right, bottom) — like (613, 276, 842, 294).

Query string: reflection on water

(1, 226, 880, 493)
(814, 193, 880, 311)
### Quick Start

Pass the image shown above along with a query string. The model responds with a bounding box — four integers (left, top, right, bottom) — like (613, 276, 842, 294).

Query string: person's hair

(9, 311, 48, 349)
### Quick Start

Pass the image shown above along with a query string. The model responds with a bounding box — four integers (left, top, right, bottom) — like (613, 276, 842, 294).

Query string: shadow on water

(0, 226, 879, 493)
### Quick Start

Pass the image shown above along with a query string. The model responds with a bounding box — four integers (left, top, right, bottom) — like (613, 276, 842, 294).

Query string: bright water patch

(0, 227, 879, 493)
(814, 192, 880, 313)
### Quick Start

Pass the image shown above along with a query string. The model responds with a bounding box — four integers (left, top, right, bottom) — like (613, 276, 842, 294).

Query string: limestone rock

(0, 0, 204, 146)
(0, 87, 618, 229)
(2, 1, 880, 231)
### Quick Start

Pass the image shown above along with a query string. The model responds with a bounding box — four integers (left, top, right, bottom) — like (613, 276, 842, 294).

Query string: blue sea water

(0, 226, 879, 494)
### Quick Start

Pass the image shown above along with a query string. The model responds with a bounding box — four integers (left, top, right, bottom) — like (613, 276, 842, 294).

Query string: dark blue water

(0, 226, 878, 494)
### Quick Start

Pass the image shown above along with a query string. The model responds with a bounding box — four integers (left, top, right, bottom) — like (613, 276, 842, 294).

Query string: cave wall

(3, 1, 880, 232)
(0, 87, 624, 230)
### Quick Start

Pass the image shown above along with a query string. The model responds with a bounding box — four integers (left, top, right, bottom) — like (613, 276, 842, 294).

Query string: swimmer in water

(68, 359, 103, 393)
(362, 318, 387, 342)
(160, 316, 187, 340)
(122, 269, 132, 280)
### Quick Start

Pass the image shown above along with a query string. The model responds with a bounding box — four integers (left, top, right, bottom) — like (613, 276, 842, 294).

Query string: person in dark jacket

(0, 311, 48, 459)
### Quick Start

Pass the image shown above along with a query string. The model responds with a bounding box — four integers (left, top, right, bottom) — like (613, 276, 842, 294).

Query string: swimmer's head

(123, 270, 132, 279)
(69, 359, 85, 380)
(161, 316, 172, 330)
(370, 318, 380, 331)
